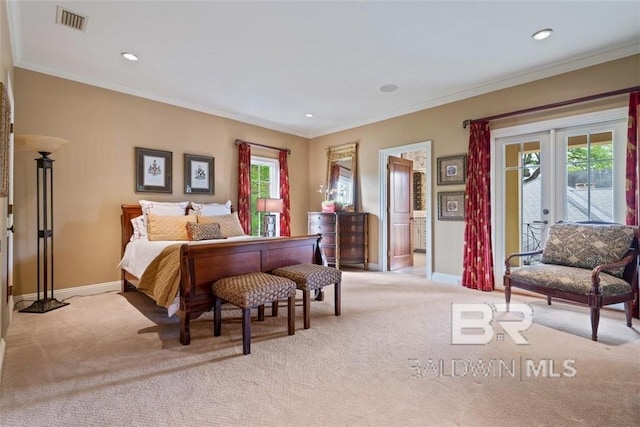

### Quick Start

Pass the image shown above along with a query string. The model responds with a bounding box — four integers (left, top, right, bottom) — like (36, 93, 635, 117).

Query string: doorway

(378, 141, 432, 278)
(493, 107, 628, 287)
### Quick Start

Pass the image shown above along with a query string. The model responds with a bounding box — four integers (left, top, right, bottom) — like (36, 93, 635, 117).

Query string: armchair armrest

(590, 249, 639, 293)
(504, 249, 544, 272)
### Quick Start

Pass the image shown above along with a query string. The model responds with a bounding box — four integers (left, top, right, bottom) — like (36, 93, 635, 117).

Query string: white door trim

(378, 141, 432, 278)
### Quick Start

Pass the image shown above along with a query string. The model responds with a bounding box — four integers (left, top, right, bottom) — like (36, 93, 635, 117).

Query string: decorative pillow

(189, 200, 232, 216)
(147, 214, 196, 241)
(139, 200, 189, 217)
(197, 212, 246, 237)
(130, 215, 147, 241)
(186, 222, 224, 241)
(541, 223, 635, 277)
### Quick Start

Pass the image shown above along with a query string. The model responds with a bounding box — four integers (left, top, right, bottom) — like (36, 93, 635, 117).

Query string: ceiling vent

(56, 6, 87, 32)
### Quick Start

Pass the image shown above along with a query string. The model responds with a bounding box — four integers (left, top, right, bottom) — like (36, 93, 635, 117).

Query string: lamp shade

(256, 198, 283, 213)
(15, 134, 70, 155)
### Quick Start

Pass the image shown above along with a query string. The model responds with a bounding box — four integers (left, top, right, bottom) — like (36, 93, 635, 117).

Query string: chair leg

(547, 296, 552, 305)
(272, 300, 279, 317)
(504, 280, 511, 311)
(242, 308, 251, 355)
(334, 282, 341, 316)
(287, 295, 295, 335)
(213, 296, 222, 337)
(590, 307, 600, 341)
(258, 304, 265, 321)
(303, 289, 311, 329)
(625, 300, 632, 327)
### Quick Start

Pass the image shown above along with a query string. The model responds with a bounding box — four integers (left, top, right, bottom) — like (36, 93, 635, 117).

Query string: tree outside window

(250, 157, 279, 236)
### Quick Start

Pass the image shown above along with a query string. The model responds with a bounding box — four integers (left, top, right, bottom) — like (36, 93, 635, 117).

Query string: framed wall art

(437, 154, 467, 185)
(0, 82, 10, 197)
(135, 147, 172, 193)
(437, 191, 465, 221)
(184, 153, 214, 194)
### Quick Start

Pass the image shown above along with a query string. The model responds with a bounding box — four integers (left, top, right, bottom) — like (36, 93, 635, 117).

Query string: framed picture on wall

(184, 153, 214, 194)
(0, 82, 10, 198)
(437, 154, 467, 185)
(135, 147, 172, 193)
(437, 191, 465, 221)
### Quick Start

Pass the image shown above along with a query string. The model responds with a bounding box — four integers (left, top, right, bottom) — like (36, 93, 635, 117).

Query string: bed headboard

(121, 204, 143, 256)
(121, 203, 236, 255)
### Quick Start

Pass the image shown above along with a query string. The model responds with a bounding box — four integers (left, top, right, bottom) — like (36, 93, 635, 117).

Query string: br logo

(451, 303, 533, 345)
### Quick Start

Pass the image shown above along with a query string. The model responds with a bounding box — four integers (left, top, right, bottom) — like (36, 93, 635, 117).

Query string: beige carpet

(1, 270, 638, 426)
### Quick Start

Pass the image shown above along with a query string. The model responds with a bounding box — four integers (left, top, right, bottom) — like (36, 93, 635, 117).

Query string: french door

(493, 108, 627, 287)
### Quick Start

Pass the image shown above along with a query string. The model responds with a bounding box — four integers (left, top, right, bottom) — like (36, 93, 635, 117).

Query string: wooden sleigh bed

(120, 204, 324, 345)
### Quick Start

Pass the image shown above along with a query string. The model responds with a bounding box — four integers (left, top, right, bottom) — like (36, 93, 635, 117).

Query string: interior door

(387, 155, 413, 270)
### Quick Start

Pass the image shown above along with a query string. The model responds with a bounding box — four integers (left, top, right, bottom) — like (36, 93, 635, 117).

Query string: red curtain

(238, 143, 251, 234)
(625, 92, 640, 226)
(279, 150, 291, 236)
(462, 121, 495, 291)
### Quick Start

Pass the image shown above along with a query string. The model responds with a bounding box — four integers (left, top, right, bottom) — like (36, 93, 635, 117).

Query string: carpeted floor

(1, 270, 638, 426)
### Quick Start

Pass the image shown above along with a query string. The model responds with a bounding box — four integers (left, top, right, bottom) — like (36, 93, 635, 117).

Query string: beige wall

(309, 54, 640, 276)
(13, 69, 310, 295)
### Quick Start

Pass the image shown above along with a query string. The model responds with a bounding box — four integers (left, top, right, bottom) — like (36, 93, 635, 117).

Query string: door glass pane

(504, 140, 542, 266)
(565, 131, 613, 223)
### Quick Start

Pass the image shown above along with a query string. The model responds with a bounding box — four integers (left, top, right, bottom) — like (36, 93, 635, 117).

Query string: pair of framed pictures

(135, 147, 214, 194)
(436, 154, 466, 221)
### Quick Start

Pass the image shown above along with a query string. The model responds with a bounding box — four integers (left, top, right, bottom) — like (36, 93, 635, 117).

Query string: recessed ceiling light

(305, 113, 314, 118)
(380, 84, 398, 93)
(532, 29, 553, 41)
(121, 52, 139, 61)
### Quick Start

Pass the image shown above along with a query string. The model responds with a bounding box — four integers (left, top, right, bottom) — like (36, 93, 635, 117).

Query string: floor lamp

(16, 134, 70, 313)
(256, 198, 283, 237)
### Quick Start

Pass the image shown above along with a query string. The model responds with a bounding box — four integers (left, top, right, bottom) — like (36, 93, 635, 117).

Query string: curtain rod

(462, 86, 640, 128)
(235, 139, 291, 155)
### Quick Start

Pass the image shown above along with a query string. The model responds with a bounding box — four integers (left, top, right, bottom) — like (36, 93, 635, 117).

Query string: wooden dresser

(308, 212, 368, 270)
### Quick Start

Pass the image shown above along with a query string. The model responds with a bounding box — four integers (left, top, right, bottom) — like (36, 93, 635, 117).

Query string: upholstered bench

(212, 272, 296, 355)
(504, 223, 639, 341)
(271, 263, 342, 329)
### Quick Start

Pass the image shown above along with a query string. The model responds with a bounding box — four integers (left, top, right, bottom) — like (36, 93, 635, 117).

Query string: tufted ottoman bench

(213, 272, 296, 355)
(271, 263, 342, 329)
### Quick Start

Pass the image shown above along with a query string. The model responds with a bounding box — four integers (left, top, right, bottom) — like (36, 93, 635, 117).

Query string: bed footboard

(178, 235, 323, 344)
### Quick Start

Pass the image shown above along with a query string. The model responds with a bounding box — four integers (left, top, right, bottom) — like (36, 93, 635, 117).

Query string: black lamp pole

(20, 151, 68, 313)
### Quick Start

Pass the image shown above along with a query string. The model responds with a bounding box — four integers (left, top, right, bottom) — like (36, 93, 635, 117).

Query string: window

(250, 156, 279, 236)
(565, 131, 614, 222)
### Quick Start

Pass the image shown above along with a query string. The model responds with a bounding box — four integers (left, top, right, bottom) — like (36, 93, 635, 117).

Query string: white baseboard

(13, 281, 122, 305)
(431, 272, 461, 285)
(0, 338, 5, 384)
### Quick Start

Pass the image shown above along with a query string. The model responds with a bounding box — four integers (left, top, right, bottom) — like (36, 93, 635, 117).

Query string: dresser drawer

(309, 223, 335, 235)
(339, 223, 365, 234)
(318, 234, 335, 246)
(341, 214, 365, 224)
(320, 246, 336, 259)
(339, 245, 364, 262)
(308, 213, 336, 224)
(339, 233, 365, 245)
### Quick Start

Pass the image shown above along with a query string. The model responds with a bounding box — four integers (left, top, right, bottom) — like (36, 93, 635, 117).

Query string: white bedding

(118, 235, 257, 316)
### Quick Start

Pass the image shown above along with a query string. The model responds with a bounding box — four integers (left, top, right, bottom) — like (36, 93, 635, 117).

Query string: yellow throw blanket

(137, 243, 183, 309)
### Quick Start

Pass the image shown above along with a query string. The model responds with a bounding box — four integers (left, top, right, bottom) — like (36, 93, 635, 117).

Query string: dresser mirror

(326, 142, 358, 211)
